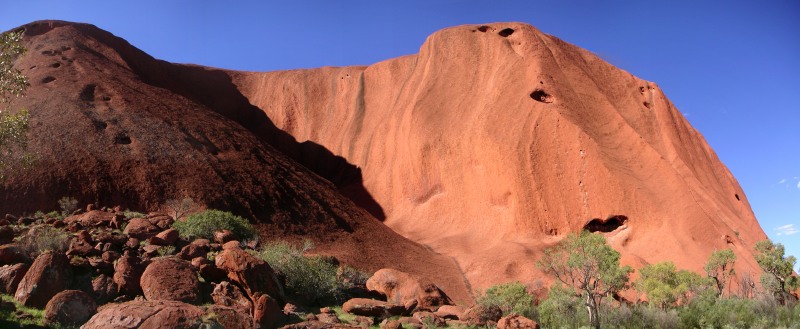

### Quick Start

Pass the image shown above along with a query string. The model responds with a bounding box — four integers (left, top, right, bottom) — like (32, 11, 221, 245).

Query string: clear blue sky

(2, 1, 798, 268)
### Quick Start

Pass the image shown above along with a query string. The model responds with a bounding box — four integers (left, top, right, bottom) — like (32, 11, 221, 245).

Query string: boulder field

(1, 20, 767, 299)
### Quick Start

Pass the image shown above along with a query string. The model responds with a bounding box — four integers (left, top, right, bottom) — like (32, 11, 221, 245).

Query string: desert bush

(16, 225, 69, 257)
(337, 265, 371, 289)
(477, 281, 536, 319)
(58, 196, 78, 216)
(600, 303, 679, 329)
(122, 210, 147, 219)
(172, 209, 255, 240)
(537, 284, 587, 328)
(257, 240, 343, 305)
(164, 197, 199, 220)
(157, 245, 176, 257)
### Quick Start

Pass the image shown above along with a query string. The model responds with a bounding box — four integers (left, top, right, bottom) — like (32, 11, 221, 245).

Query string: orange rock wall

(230, 23, 766, 290)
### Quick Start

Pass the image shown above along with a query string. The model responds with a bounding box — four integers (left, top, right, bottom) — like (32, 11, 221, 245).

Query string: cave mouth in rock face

(584, 215, 628, 233)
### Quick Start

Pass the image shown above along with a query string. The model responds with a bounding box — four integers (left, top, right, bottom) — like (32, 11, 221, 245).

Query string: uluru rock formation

(2, 21, 768, 297)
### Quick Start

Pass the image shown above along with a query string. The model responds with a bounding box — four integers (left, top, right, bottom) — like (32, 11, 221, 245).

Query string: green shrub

(172, 209, 255, 240)
(58, 196, 78, 216)
(538, 284, 587, 329)
(157, 245, 176, 257)
(16, 225, 69, 257)
(256, 240, 342, 305)
(477, 281, 536, 319)
(122, 210, 147, 219)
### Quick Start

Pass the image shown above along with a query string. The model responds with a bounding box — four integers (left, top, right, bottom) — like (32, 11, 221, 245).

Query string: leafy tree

(477, 281, 536, 318)
(0, 30, 30, 178)
(1, 30, 27, 103)
(537, 230, 633, 329)
(636, 261, 713, 309)
(704, 249, 736, 297)
(754, 240, 799, 304)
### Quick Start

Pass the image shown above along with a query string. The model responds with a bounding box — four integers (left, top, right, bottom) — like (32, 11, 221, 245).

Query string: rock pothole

(530, 89, 554, 103)
(498, 28, 515, 37)
(584, 215, 628, 233)
(114, 134, 132, 145)
(41, 76, 56, 84)
(80, 84, 96, 102)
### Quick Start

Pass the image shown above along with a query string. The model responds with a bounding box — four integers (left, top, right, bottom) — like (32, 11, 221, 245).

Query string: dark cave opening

(584, 215, 628, 233)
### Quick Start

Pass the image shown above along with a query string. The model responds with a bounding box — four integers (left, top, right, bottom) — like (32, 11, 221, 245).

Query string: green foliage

(0, 294, 45, 327)
(537, 230, 632, 328)
(537, 284, 586, 328)
(16, 225, 69, 257)
(600, 303, 679, 329)
(0, 31, 28, 103)
(172, 209, 255, 240)
(1, 30, 31, 180)
(477, 281, 536, 319)
(704, 249, 737, 297)
(122, 210, 147, 219)
(157, 245, 176, 256)
(636, 261, 714, 310)
(755, 240, 799, 302)
(678, 296, 800, 329)
(0, 108, 30, 178)
(256, 240, 342, 304)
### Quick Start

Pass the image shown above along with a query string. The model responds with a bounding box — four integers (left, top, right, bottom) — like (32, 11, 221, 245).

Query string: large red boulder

(0, 244, 29, 265)
(64, 210, 113, 227)
(342, 298, 406, 317)
(140, 257, 199, 304)
(253, 292, 284, 329)
(0, 263, 28, 294)
(114, 250, 146, 296)
(497, 314, 540, 329)
(14, 251, 71, 308)
(152, 228, 179, 246)
(91, 273, 118, 304)
(366, 269, 452, 310)
(123, 218, 161, 240)
(211, 281, 252, 315)
(44, 289, 97, 326)
(177, 239, 209, 260)
(82, 300, 251, 329)
(215, 247, 283, 301)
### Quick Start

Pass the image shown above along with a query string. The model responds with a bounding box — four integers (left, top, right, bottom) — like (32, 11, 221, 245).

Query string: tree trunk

(585, 293, 600, 329)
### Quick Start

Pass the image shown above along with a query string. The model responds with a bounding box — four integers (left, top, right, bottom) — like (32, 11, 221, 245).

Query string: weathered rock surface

(140, 257, 199, 303)
(215, 247, 283, 301)
(2, 20, 771, 297)
(44, 289, 97, 326)
(497, 314, 540, 329)
(82, 300, 249, 329)
(366, 269, 451, 310)
(0, 263, 28, 294)
(211, 281, 252, 315)
(14, 251, 70, 308)
(342, 298, 405, 317)
(114, 251, 146, 296)
(91, 273, 118, 304)
(4, 19, 471, 304)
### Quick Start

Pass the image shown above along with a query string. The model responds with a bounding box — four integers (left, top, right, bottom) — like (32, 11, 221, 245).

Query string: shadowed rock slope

(0, 21, 471, 303)
(3, 21, 769, 295)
